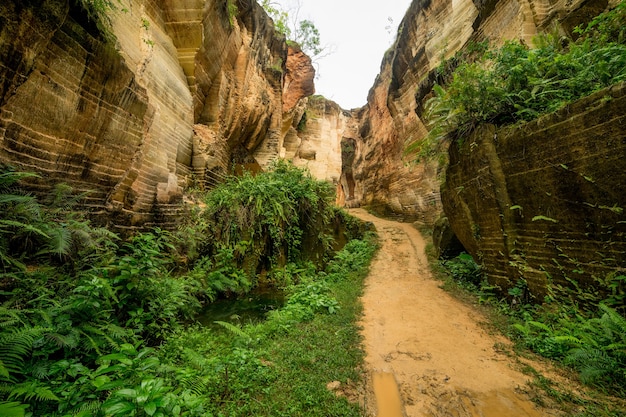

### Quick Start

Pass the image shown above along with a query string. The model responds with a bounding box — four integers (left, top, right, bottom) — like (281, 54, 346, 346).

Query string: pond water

(195, 287, 285, 327)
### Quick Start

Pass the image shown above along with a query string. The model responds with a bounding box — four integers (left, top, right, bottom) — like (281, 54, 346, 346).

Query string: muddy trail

(350, 209, 560, 417)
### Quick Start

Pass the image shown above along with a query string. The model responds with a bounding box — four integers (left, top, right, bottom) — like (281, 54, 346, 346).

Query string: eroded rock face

(283, 45, 315, 114)
(289, 97, 356, 186)
(0, 0, 315, 227)
(347, 0, 615, 224)
(442, 83, 626, 299)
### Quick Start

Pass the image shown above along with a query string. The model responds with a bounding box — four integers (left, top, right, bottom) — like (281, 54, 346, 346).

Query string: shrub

(200, 161, 335, 280)
(407, 1, 626, 156)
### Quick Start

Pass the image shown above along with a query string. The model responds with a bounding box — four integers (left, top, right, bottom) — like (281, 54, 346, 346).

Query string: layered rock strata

(346, 0, 617, 224)
(289, 97, 357, 184)
(442, 83, 626, 298)
(0, 0, 315, 228)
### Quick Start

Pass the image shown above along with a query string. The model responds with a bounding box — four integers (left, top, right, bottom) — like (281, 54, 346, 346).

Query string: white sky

(271, 0, 413, 109)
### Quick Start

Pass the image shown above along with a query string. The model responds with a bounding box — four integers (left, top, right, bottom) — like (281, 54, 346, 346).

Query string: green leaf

(0, 220, 49, 237)
(531, 215, 558, 223)
(144, 402, 157, 416)
(103, 400, 136, 415)
(97, 353, 127, 362)
(94, 364, 126, 376)
(92, 375, 110, 389)
(96, 379, 126, 391)
(0, 401, 28, 417)
(115, 388, 138, 399)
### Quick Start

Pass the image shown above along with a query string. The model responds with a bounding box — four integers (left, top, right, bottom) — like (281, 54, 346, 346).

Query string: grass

(157, 234, 379, 416)
(0, 163, 378, 416)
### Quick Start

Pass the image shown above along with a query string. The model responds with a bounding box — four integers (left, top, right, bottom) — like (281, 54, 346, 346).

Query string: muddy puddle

(372, 372, 404, 417)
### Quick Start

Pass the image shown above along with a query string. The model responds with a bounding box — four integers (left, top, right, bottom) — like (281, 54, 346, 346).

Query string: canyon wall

(341, 0, 625, 298)
(289, 97, 357, 184)
(442, 82, 626, 298)
(347, 0, 616, 224)
(0, 0, 316, 228)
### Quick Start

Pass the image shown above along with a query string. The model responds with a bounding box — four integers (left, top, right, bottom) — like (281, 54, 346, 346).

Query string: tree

(260, 0, 329, 60)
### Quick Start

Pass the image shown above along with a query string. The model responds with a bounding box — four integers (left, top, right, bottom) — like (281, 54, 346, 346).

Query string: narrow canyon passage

(350, 209, 557, 417)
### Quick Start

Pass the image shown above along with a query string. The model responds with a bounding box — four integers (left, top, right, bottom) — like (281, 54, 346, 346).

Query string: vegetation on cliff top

(260, 0, 326, 59)
(405, 1, 626, 159)
(0, 163, 376, 416)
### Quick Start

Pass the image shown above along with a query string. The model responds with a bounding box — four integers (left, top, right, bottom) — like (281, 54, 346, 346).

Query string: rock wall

(287, 97, 356, 185)
(442, 83, 626, 298)
(347, 0, 616, 224)
(0, 0, 315, 228)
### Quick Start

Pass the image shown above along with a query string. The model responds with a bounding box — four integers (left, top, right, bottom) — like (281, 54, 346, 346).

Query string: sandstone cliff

(442, 82, 626, 298)
(337, 0, 625, 299)
(0, 0, 315, 228)
(345, 0, 618, 224)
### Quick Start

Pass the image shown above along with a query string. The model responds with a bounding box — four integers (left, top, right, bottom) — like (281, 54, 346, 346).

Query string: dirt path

(351, 209, 558, 417)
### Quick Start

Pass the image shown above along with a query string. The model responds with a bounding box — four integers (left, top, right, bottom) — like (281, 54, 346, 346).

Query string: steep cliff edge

(347, 0, 616, 224)
(442, 83, 626, 298)
(339, 0, 626, 300)
(0, 0, 315, 228)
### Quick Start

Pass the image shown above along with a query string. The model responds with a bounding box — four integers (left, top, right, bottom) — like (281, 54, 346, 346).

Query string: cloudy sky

(270, 0, 413, 109)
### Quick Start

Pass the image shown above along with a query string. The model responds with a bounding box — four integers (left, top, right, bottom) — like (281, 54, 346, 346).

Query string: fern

(73, 399, 103, 416)
(182, 348, 211, 370)
(566, 348, 617, 383)
(512, 322, 531, 336)
(213, 321, 251, 341)
(0, 326, 46, 382)
(552, 335, 583, 346)
(598, 303, 626, 336)
(0, 307, 24, 329)
(179, 373, 211, 396)
(0, 220, 49, 238)
(78, 323, 128, 354)
(40, 227, 73, 259)
(45, 329, 80, 350)
(6, 380, 59, 402)
(561, 304, 626, 392)
(527, 320, 552, 332)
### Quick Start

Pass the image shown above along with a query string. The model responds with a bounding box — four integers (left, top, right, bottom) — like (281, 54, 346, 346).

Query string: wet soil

(351, 209, 561, 417)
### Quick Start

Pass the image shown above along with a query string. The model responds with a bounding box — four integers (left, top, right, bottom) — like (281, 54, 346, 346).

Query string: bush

(0, 165, 373, 415)
(441, 252, 483, 287)
(199, 161, 335, 281)
(407, 1, 626, 155)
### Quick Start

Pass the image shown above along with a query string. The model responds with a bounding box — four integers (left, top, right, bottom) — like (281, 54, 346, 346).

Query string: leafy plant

(260, 0, 328, 59)
(200, 161, 335, 282)
(0, 164, 375, 416)
(563, 304, 626, 393)
(406, 2, 626, 159)
(227, 0, 239, 27)
(442, 252, 483, 287)
(510, 300, 626, 395)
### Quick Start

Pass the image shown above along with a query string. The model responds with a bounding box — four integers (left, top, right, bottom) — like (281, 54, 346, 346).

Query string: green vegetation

(74, 0, 120, 28)
(76, 0, 119, 16)
(0, 163, 377, 416)
(406, 1, 626, 158)
(227, 0, 239, 27)
(184, 160, 337, 281)
(430, 251, 626, 414)
(260, 0, 326, 58)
